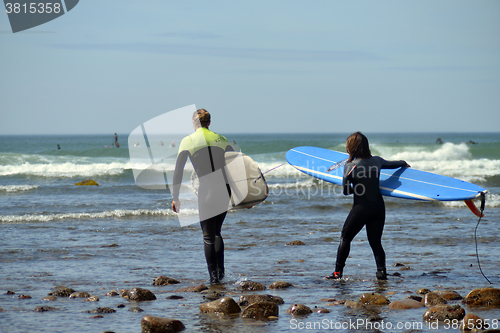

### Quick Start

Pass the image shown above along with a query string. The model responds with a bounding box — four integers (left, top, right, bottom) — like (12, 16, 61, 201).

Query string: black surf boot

(376, 269, 387, 280)
(209, 270, 220, 284)
(216, 267, 224, 282)
(325, 271, 342, 280)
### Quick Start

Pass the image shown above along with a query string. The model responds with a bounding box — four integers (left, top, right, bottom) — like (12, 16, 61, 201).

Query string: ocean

(0, 132, 499, 332)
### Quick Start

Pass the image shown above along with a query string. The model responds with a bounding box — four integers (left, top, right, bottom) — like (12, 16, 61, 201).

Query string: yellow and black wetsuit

(172, 127, 234, 283)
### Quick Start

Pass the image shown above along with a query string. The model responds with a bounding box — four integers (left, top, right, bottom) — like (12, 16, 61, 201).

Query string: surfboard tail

(464, 192, 486, 217)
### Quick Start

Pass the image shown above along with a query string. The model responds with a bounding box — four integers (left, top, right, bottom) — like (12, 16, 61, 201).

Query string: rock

(69, 292, 91, 299)
(5, 291, 15, 295)
(123, 288, 156, 302)
(141, 316, 185, 333)
(238, 294, 284, 307)
(117, 304, 126, 308)
(87, 307, 117, 314)
(423, 304, 465, 322)
(319, 298, 336, 302)
(423, 292, 447, 307)
(460, 313, 485, 331)
(105, 290, 119, 296)
(388, 299, 424, 310)
(203, 290, 223, 301)
(174, 285, 208, 293)
(166, 295, 184, 300)
(48, 286, 75, 297)
(313, 306, 330, 313)
(34, 306, 57, 312)
(407, 295, 422, 302)
(275, 260, 289, 264)
(41, 296, 57, 301)
(344, 300, 364, 309)
(101, 243, 119, 248)
(437, 290, 462, 300)
(199, 296, 241, 315)
(75, 179, 99, 186)
(285, 240, 305, 246)
(153, 276, 180, 286)
(286, 304, 312, 316)
(417, 288, 431, 295)
(241, 301, 279, 319)
(359, 293, 390, 305)
(84, 296, 99, 302)
(463, 288, 500, 306)
(18, 294, 32, 299)
(268, 281, 293, 289)
(238, 281, 266, 291)
(129, 306, 144, 313)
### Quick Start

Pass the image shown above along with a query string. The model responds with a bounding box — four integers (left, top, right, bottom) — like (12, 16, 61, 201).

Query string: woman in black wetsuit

(326, 132, 410, 280)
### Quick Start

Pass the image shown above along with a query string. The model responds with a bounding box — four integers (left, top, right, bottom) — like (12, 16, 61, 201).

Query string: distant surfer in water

(171, 109, 234, 284)
(326, 132, 410, 281)
(114, 133, 119, 148)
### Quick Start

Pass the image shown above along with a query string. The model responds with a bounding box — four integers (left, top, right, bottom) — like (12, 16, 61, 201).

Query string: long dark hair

(346, 132, 372, 163)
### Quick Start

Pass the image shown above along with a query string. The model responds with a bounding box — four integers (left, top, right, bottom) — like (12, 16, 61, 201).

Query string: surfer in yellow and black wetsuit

(171, 109, 234, 284)
(326, 132, 410, 281)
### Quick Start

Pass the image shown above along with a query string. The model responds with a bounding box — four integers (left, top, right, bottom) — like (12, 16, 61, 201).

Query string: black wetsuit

(335, 156, 407, 274)
(172, 128, 233, 282)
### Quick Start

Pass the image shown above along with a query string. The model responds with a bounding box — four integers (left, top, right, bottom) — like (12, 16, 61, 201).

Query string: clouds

(52, 42, 383, 62)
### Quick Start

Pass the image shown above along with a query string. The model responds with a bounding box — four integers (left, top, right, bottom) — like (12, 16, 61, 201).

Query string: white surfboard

(191, 151, 268, 210)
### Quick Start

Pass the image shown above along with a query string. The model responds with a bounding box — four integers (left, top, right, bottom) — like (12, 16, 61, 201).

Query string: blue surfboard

(286, 146, 487, 214)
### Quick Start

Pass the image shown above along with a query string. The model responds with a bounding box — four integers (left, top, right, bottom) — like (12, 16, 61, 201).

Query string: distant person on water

(171, 109, 234, 284)
(326, 132, 410, 281)
(57, 144, 61, 150)
(114, 133, 119, 148)
(436, 137, 443, 144)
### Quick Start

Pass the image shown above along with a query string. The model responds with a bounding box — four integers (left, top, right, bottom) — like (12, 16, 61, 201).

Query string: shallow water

(1, 193, 499, 333)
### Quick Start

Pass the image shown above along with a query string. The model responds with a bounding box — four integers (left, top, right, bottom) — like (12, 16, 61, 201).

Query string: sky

(1, 0, 499, 135)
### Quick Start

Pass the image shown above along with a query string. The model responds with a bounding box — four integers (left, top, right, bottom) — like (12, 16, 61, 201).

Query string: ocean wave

(0, 208, 194, 223)
(389, 142, 471, 161)
(409, 159, 500, 183)
(0, 161, 131, 177)
(253, 143, 499, 184)
(0, 185, 39, 192)
(441, 193, 500, 208)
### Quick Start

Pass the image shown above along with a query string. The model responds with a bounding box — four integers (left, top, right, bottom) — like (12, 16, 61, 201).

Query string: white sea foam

(441, 193, 500, 208)
(387, 143, 500, 182)
(0, 208, 200, 223)
(389, 142, 471, 161)
(0, 161, 131, 177)
(252, 143, 499, 184)
(0, 185, 39, 192)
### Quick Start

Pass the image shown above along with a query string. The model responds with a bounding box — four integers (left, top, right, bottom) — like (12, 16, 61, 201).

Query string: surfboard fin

(464, 199, 484, 218)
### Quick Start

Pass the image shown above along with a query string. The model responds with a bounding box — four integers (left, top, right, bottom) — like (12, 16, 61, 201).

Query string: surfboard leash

(474, 192, 492, 284)
(253, 164, 284, 183)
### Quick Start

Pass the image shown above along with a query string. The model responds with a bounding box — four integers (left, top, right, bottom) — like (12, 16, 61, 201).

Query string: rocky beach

(1, 133, 499, 332)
